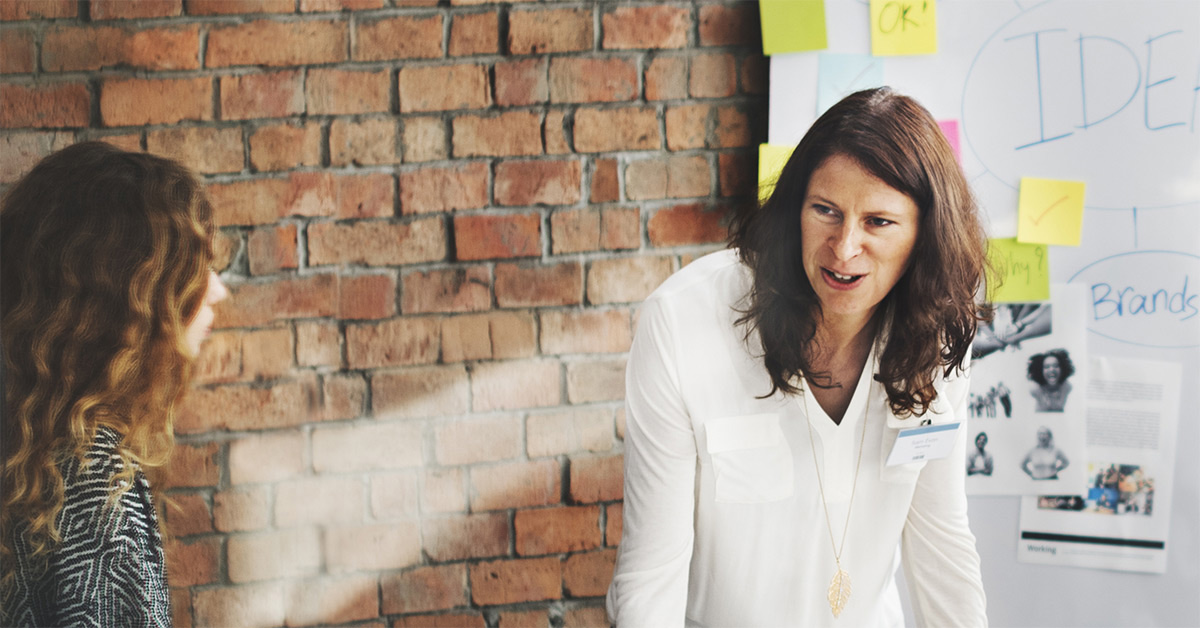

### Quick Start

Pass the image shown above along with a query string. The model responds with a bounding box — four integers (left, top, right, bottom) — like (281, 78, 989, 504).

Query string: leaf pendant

(827, 568, 851, 618)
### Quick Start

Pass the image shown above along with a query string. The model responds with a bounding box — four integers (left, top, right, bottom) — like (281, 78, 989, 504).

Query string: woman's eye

(811, 204, 836, 216)
(867, 216, 894, 227)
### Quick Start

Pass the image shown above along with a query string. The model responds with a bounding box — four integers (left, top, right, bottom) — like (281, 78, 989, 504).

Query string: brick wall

(0, 1, 765, 625)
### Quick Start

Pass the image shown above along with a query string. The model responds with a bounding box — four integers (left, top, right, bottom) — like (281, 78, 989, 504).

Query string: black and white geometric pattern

(2, 427, 172, 627)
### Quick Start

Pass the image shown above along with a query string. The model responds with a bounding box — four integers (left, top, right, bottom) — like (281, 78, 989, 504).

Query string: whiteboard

(769, 1, 1199, 626)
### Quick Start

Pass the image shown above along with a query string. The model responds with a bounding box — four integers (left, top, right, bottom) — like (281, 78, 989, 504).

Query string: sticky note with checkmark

(1017, 177, 1086, 246)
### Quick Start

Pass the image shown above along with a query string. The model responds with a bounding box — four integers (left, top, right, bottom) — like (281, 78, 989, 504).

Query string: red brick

(449, 11, 498, 56)
(496, 159, 582, 206)
(0, 83, 89, 128)
(354, 14, 442, 61)
(588, 158, 618, 203)
(497, 610, 548, 628)
(382, 564, 468, 615)
(742, 54, 768, 95)
(551, 209, 600, 254)
(494, 262, 581, 308)
(690, 52, 737, 98)
(602, 5, 689, 50)
(345, 316, 440, 369)
(306, 67, 390, 115)
(101, 77, 211, 127)
(563, 548, 616, 597)
(434, 415, 522, 465)
(212, 230, 238, 272)
(648, 202, 727, 246)
(493, 58, 547, 108)
(567, 358, 627, 403)
(338, 273, 397, 320)
(208, 179, 286, 226)
(0, 0, 76, 19)
(178, 376, 318, 433)
(645, 54, 687, 101)
(313, 421, 422, 473)
(146, 126, 242, 175)
(214, 486, 270, 532)
(470, 557, 561, 605)
(367, 471, 419, 522)
(399, 162, 488, 214)
(308, 219, 445, 267)
(508, 7, 592, 54)
(544, 109, 570, 155)
(91, 0, 180, 19)
(719, 151, 754, 197)
(626, 155, 711, 201)
(302, 0, 384, 11)
(165, 537, 219, 587)
(453, 213, 541, 261)
(297, 320, 341, 368)
(219, 70, 302, 120)
(666, 104, 710, 150)
(606, 502, 622, 546)
(214, 274, 338, 327)
(422, 467, 467, 514)
(43, 25, 200, 72)
(163, 493, 212, 537)
(549, 57, 637, 103)
(574, 106, 659, 153)
(471, 459, 560, 511)
(541, 309, 631, 355)
(193, 584, 284, 628)
(0, 28, 34, 73)
(228, 528, 321, 582)
(714, 105, 752, 147)
(322, 372, 366, 421)
(396, 613, 485, 628)
(452, 111, 541, 157)
(400, 64, 490, 113)
(187, 0, 293, 14)
(161, 442, 219, 489)
(207, 19, 347, 67)
(402, 116, 447, 162)
(602, 207, 640, 250)
(441, 311, 536, 362)
(276, 477, 363, 527)
(249, 122, 321, 171)
(192, 329, 241, 384)
(247, 224, 298, 275)
(564, 606, 609, 627)
(528, 407, 614, 458)
(699, 3, 758, 46)
(586, 256, 673, 305)
(228, 430, 306, 484)
(330, 117, 399, 166)
(171, 588, 192, 628)
(570, 454, 623, 503)
(471, 359, 561, 412)
(0, 131, 73, 183)
(373, 364, 469, 420)
(516, 505, 601, 556)
(280, 171, 394, 221)
(285, 576, 379, 627)
(401, 267, 489, 314)
(423, 513, 509, 561)
(240, 327, 293, 381)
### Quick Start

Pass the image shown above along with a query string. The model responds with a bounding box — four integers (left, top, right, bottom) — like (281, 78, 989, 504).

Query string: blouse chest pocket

(704, 414, 794, 503)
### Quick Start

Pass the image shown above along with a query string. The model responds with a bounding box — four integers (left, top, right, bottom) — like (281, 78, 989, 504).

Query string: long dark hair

(729, 87, 991, 417)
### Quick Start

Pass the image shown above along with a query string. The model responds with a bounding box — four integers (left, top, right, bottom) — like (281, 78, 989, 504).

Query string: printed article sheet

(965, 284, 1089, 495)
(1017, 356, 1182, 573)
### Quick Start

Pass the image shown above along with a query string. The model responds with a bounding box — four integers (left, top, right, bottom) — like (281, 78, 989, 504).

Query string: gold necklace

(800, 359, 872, 619)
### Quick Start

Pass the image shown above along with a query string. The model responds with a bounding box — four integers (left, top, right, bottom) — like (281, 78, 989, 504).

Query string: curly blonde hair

(1, 142, 214, 582)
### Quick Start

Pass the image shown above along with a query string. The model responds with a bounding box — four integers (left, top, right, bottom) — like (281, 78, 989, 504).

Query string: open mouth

(823, 268, 863, 285)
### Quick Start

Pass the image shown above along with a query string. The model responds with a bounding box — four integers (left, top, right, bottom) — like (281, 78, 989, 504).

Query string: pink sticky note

(938, 119, 960, 163)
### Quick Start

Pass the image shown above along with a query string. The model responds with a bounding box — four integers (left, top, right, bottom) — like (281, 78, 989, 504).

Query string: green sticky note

(870, 0, 937, 56)
(758, 143, 796, 201)
(1017, 177, 1087, 246)
(986, 238, 1050, 303)
(760, 0, 827, 56)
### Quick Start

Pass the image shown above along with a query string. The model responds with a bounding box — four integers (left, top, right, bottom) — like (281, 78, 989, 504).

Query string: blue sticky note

(818, 53, 885, 116)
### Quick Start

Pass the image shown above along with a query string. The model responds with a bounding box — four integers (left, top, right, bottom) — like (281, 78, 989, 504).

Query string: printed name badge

(886, 422, 961, 466)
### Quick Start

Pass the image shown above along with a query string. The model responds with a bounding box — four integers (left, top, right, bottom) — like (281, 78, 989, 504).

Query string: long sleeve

(901, 365, 989, 627)
(607, 297, 697, 627)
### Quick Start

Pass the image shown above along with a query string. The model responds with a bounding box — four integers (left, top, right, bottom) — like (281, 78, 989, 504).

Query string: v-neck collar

(801, 340, 879, 444)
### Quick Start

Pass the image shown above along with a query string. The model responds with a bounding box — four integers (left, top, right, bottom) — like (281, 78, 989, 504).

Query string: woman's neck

(807, 310, 879, 375)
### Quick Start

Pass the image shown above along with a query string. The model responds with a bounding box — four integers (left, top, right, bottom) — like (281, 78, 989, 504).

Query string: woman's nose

(830, 223, 863, 260)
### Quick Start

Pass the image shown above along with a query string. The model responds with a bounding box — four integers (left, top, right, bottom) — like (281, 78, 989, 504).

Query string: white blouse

(607, 249, 987, 627)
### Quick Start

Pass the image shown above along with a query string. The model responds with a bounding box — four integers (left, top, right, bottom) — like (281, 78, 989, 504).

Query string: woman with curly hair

(1, 142, 227, 627)
(1027, 349, 1075, 412)
(608, 88, 990, 625)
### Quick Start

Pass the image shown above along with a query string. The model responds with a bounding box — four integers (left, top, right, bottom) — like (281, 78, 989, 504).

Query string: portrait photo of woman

(1020, 426, 1070, 480)
(1027, 349, 1075, 412)
(966, 432, 995, 476)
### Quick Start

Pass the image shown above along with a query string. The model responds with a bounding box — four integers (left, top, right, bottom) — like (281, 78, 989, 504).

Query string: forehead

(806, 154, 917, 213)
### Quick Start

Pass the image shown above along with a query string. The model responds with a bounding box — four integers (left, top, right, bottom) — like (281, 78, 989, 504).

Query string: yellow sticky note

(758, 143, 795, 201)
(1017, 177, 1086, 246)
(986, 238, 1050, 303)
(760, 0, 827, 56)
(870, 0, 937, 56)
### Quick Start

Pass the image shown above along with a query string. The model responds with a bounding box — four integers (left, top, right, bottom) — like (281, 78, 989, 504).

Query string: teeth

(831, 271, 855, 281)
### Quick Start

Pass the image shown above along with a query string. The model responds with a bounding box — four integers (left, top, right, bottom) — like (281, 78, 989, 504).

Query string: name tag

(885, 422, 961, 466)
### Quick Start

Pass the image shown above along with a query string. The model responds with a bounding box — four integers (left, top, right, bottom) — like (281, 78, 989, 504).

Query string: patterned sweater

(2, 428, 171, 627)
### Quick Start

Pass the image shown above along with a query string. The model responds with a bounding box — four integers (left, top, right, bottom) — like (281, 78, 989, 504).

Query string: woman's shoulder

(643, 248, 749, 307)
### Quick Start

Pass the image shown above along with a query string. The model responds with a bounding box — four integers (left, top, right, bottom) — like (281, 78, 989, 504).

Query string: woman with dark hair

(967, 432, 995, 476)
(608, 88, 989, 625)
(1, 142, 227, 626)
(1027, 349, 1075, 412)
